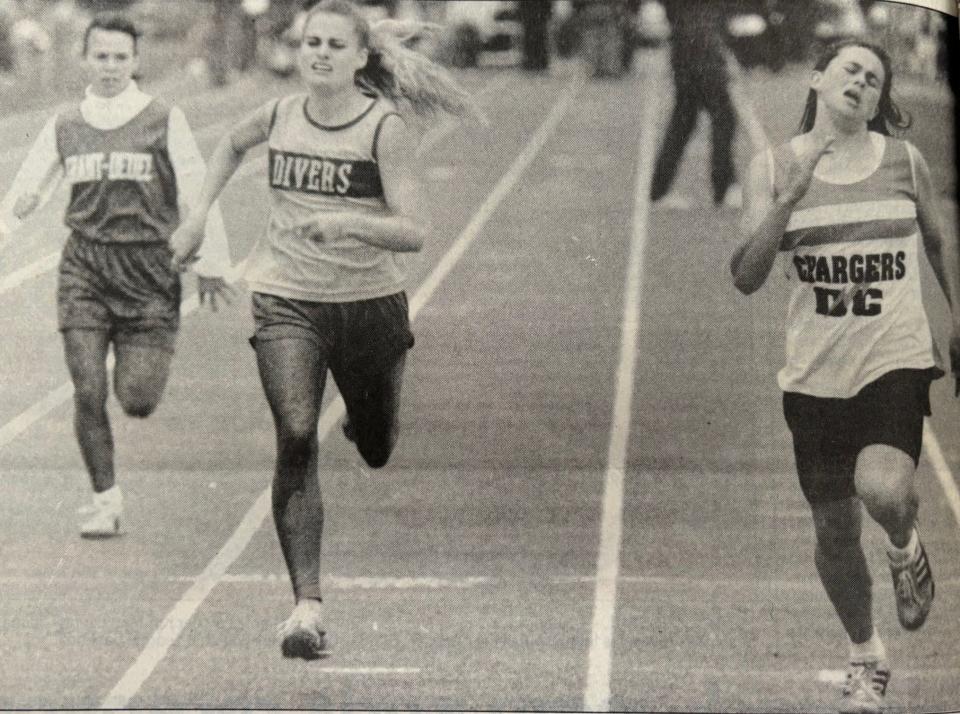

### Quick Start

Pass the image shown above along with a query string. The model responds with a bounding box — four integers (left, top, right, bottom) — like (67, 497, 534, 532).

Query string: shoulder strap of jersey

(372, 111, 403, 164)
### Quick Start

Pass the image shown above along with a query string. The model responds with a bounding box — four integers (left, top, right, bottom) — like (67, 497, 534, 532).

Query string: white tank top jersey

(243, 93, 408, 302)
(771, 134, 940, 398)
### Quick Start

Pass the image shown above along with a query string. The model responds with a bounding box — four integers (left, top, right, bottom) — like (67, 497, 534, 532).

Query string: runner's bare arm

(170, 102, 274, 268)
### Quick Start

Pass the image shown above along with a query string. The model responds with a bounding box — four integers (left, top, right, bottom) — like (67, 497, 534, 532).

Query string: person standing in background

(518, 0, 551, 72)
(650, 0, 740, 209)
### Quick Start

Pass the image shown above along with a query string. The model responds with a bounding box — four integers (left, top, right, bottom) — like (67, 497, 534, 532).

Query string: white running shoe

(79, 486, 122, 539)
(654, 192, 694, 211)
(278, 599, 329, 660)
(840, 659, 890, 714)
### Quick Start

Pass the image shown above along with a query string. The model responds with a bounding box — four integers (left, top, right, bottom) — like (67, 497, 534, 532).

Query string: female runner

(171, 0, 478, 659)
(0, 14, 233, 538)
(731, 39, 960, 713)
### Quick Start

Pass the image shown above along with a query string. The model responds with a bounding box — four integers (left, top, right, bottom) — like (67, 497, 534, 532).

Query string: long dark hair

(797, 39, 911, 136)
(301, 0, 482, 122)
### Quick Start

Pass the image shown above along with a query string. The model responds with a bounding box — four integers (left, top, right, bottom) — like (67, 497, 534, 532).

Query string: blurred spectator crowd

(0, 0, 953, 90)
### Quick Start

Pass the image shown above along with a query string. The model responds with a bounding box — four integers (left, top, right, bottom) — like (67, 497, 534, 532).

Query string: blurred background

(0, 0, 954, 110)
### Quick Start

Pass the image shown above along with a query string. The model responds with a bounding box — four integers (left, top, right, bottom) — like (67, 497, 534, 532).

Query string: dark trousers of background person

(650, 64, 736, 203)
(947, 15, 959, 211)
(519, 0, 551, 71)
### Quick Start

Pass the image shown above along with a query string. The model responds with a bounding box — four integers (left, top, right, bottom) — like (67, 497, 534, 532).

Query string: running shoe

(840, 659, 890, 714)
(79, 487, 122, 539)
(279, 600, 329, 660)
(889, 531, 934, 630)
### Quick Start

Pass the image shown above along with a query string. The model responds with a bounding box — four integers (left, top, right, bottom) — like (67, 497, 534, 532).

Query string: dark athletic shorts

(250, 291, 415, 377)
(783, 368, 935, 505)
(57, 233, 180, 352)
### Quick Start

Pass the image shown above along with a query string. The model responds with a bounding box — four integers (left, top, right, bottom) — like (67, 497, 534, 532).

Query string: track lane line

(582, 56, 663, 712)
(99, 72, 585, 710)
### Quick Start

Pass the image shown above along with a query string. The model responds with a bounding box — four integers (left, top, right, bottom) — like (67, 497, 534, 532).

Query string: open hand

(13, 193, 39, 220)
(197, 275, 238, 312)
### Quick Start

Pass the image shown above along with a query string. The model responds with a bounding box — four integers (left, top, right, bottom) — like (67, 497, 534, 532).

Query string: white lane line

(0, 250, 60, 294)
(923, 423, 960, 529)
(218, 574, 492, 589)
(100, 74, 585, 710)
(583, 63, 662, 713)
(0, 381, 75, 449)
(319, 667, 421, 675)
(730, 60, 960, 533)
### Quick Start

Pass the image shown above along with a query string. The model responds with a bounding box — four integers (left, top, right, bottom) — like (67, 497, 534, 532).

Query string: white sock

(94, 485, 122, 509)
(850, 632, 887, 663)
(887, 527, 918, 564)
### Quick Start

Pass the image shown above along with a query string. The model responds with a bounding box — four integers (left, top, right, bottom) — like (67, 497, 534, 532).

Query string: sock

(94, 485, 122, 509)
(887, 527, 918, 564)
(850, 632, 887, 663)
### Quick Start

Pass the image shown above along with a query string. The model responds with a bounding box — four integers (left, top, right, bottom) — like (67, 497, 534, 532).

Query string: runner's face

(299, 12, 368, 91)
(813, 46, 885, 124)
(85, 29, 138, 98)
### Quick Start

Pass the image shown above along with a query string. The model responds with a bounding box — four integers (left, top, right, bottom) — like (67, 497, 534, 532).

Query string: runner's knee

(355, 427, 397, 469)
(116, 390, 161, 418)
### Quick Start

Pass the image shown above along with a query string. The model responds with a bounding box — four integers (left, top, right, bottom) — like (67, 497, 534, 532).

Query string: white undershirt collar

(80, 80, 153, 130)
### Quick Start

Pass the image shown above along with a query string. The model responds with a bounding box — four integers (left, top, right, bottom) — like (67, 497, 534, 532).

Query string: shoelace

(844, 663, 888, 700)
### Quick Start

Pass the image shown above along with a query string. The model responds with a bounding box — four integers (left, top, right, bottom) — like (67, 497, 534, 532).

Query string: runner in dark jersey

(170, 0, 480, 659)
(0, 15, 234, 539)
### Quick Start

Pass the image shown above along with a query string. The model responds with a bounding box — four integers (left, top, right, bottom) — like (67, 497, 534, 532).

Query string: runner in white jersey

(0, 14, 233, 539)
(170, 0, 479, 660)
(731, 40, 960, 714)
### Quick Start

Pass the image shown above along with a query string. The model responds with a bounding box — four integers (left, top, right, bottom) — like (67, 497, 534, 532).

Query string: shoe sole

(80, 518, 121, 539)
(281, 630, 330, 660)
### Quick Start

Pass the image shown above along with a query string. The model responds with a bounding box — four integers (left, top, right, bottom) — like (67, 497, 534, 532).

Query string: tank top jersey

(242, 93, 407, 302)
(55, 99, 179, 244)
(771, 134, 939, 398)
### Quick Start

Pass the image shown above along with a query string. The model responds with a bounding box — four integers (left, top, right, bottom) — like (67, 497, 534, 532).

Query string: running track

(0, 51, 957, 712)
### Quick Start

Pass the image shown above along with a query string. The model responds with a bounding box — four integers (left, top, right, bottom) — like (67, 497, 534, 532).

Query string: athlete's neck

(305, 85, 371, 126)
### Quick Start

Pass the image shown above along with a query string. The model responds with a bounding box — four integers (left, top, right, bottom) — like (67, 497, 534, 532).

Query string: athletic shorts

(783, 368, 935, 505)
(57, 233, 180, 353)
(250, 291, 415, 377)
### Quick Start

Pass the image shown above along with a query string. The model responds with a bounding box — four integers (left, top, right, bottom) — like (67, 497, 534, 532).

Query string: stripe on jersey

(782, 219, 918, 251)
(787, 199, 916, 230)
(268, 148, 383, 199)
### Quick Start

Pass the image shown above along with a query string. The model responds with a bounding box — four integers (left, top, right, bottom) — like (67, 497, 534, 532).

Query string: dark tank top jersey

(55, 99, 179, 244)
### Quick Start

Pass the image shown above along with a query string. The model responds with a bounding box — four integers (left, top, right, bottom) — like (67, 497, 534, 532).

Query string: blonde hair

(302, 0, 483, 124)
